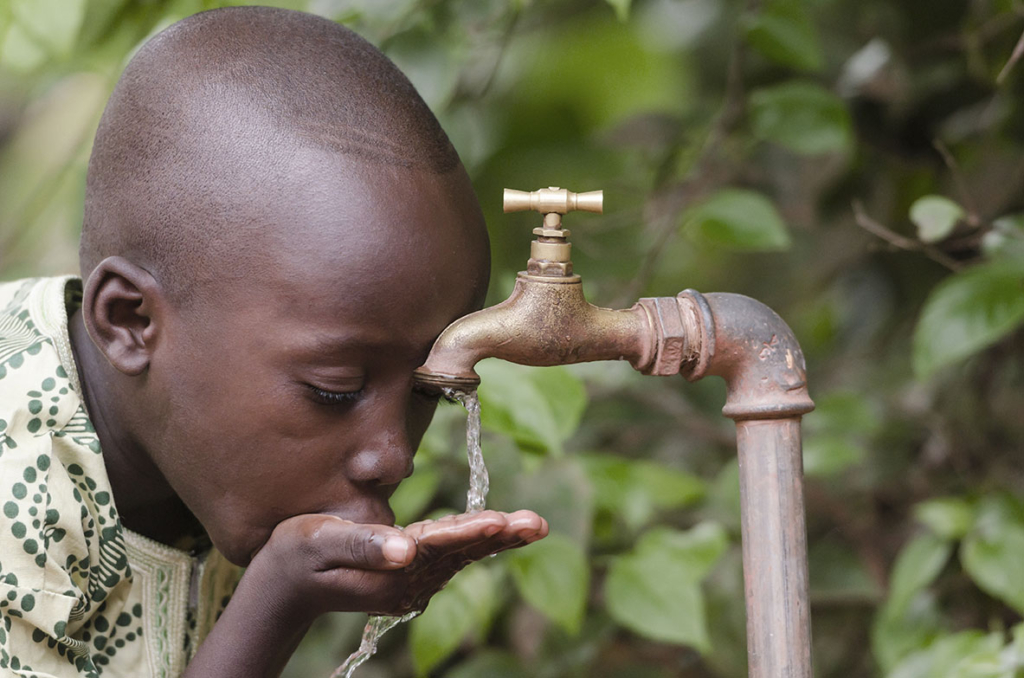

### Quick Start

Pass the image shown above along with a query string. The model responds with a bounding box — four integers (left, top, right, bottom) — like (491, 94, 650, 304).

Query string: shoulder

(0, 277, 128, 654)
(0, 277, 87, 470)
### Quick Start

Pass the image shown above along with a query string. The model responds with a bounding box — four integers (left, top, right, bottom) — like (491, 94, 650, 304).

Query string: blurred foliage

(4, 0, 1024, 676)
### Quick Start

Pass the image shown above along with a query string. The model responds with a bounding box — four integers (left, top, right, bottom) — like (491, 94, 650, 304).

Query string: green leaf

(477, 361, 587, 455)
(410, 585, 475, 676)
(872, 591, 945, 673)
(802, 434, 864, 477)
(632, 461, 706, 510)
(800, 391, 877, 477)
(705, 460, 742, 531)
(889, 631, 1004, 678)
(683, 188, 791, 251)
(604, 523, 728, 651)
(742, 1, 824, 72)
(871, 534, 951, 670)
(410, 562, 498, 676)
(512, 458, 595, 545)
(915, 497, 976, 541)
(581, 453, 705, 530)
(749, 81, 853, 155)
(982, 214, 1024, 260)
(962, 521, 1024, 614)
(518, 14, 692, 132)
(605, 0, 632, 21)
(910, 196, 965, 243)
(446, 651, 529, 678)
(529, 366, 589, 442)
(390, 464, 440, 525)
(807, 391, 883, 437)
(508, 532, 589, 635)
(886, 533, 952, 617)
(912, 260, 1024, 377)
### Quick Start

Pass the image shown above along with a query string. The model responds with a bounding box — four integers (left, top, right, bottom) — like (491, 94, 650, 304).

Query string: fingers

(301, 516, 417, 571)
(405, 509, 548, 560)
(404, 510, 507, 542)
(457, 510, 549, 562)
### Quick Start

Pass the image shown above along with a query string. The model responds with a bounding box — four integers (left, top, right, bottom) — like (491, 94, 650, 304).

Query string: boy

(0, 6, 547, 677)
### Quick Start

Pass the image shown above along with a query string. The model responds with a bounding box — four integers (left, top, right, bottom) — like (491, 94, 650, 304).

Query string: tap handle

(503, 187, 603, 215)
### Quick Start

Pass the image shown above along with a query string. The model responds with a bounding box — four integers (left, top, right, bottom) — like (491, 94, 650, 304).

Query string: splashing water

(330, 387, 488, 678)
(329, 611, 420, 678)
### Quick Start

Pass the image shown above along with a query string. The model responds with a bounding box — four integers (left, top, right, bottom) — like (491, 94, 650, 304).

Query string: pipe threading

(634, 291, 709, 379)
(677, 290, 714, 381)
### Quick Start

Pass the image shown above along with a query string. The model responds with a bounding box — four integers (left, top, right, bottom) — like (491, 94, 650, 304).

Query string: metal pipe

(736, 418, 811, 678)
(696, 292, 814, 678)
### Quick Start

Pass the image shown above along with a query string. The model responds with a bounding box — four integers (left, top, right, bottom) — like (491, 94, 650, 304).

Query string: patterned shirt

(0, 277, 242, 677)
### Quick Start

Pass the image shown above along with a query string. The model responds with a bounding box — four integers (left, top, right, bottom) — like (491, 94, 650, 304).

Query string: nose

(345, 423, 415, 488)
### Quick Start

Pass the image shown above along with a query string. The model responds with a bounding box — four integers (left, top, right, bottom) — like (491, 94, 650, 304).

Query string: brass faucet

(413, 187, 702, 390)
(413, 187, 816, 678)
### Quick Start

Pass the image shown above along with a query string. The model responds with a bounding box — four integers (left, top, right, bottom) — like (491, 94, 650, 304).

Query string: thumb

(309, 518, 417, 571)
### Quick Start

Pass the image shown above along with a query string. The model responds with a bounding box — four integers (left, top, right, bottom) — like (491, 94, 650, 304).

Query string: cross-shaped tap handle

(503, 187, 603, 215)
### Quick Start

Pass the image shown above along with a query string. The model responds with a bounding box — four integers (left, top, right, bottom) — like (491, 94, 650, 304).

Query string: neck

(68, 310, 202, 547)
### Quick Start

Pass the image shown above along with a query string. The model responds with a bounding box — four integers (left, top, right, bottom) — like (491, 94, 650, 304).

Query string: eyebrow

(291, 332, 416, 360)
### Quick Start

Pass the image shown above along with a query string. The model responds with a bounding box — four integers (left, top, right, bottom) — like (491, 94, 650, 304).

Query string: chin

(208, 526, 272, 567)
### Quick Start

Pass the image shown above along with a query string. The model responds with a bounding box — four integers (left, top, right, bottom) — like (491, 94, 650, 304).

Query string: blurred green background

(4, 0, 1024, 676)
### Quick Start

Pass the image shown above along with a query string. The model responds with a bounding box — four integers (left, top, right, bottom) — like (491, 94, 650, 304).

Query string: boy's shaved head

(81, 6, 463, 301)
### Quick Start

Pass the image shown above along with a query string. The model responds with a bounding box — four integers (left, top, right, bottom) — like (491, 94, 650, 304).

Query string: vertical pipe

(735, 418, 811, 678)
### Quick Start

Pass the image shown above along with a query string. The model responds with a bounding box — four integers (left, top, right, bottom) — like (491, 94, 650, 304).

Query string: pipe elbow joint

(694, 292, 815, 421)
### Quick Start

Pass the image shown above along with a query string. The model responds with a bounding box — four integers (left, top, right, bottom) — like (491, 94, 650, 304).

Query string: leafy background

(3, 0, 1024, 676)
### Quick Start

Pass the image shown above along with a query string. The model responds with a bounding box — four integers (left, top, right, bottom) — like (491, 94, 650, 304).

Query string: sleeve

(1, 390, 101, 676)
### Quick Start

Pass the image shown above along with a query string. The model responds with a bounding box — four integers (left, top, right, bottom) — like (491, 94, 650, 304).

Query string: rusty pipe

(735, 418, 811, 678)
(698, 292, 814, 678)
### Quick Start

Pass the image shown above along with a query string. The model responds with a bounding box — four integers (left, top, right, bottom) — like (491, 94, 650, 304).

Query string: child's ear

(82, 256, 165, 376)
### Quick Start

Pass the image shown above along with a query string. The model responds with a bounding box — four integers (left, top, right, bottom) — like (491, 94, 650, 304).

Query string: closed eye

(307, 385, 363, 406)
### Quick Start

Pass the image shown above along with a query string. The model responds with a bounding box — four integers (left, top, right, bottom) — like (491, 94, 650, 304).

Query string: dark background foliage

(3, 0, 1024, 676)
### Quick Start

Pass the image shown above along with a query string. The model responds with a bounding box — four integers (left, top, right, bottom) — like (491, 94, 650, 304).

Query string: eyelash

(307, 385, 363, 406)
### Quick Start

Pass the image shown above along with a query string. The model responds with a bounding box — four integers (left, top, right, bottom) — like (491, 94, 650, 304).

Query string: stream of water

(330, 388, 488, 678)
(449, 389, 488, 513)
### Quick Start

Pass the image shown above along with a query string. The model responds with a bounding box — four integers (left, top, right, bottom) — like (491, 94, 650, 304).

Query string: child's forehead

(191, 153, 488, 327)
(257, 151, 485, 262)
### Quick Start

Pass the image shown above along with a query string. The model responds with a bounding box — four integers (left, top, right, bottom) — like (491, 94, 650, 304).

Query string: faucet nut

(527, 259, 573, 277)
(637, 296, 701, 377)
(533, 228, 571, 238)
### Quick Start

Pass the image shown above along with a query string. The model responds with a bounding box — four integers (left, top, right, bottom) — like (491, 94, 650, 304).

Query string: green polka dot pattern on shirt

(0, 277, 242, 677)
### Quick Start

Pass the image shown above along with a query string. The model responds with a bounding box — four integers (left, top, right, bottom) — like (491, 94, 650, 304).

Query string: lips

(319, 498, 396, 528)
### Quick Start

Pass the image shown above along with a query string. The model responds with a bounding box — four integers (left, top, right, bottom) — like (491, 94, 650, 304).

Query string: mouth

(322, 499, 396, 528)
(243, 502, 397, 564)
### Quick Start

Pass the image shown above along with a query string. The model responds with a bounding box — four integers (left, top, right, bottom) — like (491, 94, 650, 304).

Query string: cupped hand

(249, 509, 547, 621)
(397, 509, 547, 612)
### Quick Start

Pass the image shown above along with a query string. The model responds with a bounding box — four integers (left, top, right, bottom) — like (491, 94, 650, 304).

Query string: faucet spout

(413, 273, 655, 390)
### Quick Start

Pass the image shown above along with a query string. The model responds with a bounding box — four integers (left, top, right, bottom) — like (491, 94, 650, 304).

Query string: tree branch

(852, 200, 964, 272)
